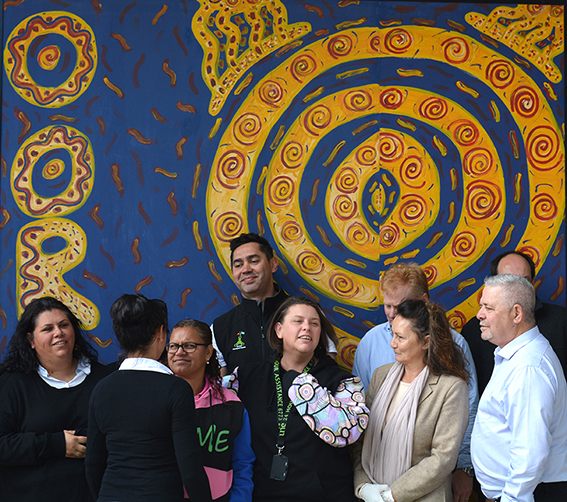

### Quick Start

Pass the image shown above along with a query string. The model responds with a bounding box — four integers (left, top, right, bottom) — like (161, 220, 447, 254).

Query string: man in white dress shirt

(471, 274, 567, 502)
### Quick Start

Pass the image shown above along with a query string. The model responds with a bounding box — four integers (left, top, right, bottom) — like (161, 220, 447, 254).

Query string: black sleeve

(85, 384, 108, 500)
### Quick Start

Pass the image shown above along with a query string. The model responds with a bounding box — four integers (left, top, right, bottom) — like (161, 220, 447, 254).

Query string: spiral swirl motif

(452, 120, 479, 146)
(419, 97, 448, 120)
(380, 223, 400, 249)
(526, 126, 561, 171)
(380, 88, 405, 109)
(441, 37, 471, 63)
(233, 113, 262, 145)
(344, 89, 373, 112)
(258, 80, 284, 107)
(378, 132, 403, 162)
(423, 265, 438, 286)
(355, 145, 377, 167)
(452, 231, 477, 258)
(463, 148, 493, 176)
(280, 141, 304, 169)
(216, 150, 246, 189)
(400, 156, 425, 188)
(533, 193, 558, 221)
(399, 194, 426, 226)
(304, 104, 332, 136)
(465, 181, 502, 220)
(327, 34, 353, 58)
(281, 221, 303, 242)
(384, 28, 413, 54)
(37, 45, 60, 70)
(43, 160, 65, 180)
(299, 383, 315, 400)
(346, 222, 372, 246)
(485, 59, 515, 89)
(335, 168, 359, 194)
(329, 272, 359, 299)
(369, 35, 380, 53)
(268, 176, 295, 206)
(333, 195, 357, 221)
(214, 212, 244, 242)
(511, 86, 540, 119)
(297, 251, 324, 275)
(290, 54, 317, 82)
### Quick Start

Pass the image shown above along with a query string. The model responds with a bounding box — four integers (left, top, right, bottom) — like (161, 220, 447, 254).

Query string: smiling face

(29, 309, 76, 368)
(275, 304, 321, 359)
(167, 326, 213, 381)
(390, 315, 429, 369)
(231, 242, 278, 301)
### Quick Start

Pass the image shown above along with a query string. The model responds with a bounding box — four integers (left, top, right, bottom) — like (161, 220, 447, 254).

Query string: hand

(64, 430, 87, 459)
(452, 469, 473, 502)
(358, 483, 389, 502)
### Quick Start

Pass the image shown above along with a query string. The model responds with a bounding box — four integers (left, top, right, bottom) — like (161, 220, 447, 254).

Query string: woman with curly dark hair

(0, 296, 112, 502)
(167, 319, 254, 501)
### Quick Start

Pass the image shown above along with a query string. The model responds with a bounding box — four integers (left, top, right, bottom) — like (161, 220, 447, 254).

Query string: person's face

(382, 284, 420, 324)
(476, 285, 516, 347)
(497, 254, 533, 282)
(231, 242, 278, 301)
(390, 316, 429, 367)
(167, 327, 213, 380)
(29, 309, 76, 367)
(276, 304, 321, 359)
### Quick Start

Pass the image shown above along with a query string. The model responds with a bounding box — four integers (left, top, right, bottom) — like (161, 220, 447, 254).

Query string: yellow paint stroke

(353, 120, 377, 135)
(193, 221, 203, 251)
(154, 166, 178, 178)
(208, 260, 223, 282)
(270, 125, 286, 150)
(336, 17, 367, 30)
(90, 335, 113, 348)
(323, 141, 345, 167)
(427, 231, 443, 248)
(543, 82, 558, 101)
(192, 163, 202, 199)
(509, 130, 520, 159)
(256, 209, 264, 236)
(380, 18, 402, 26)
(47, 114, 77, 123)
(489, 100, 500, 122)
(103, 76, 124, 99)
(110, 33, 132, 51)
(551, 276, 565, 301)
(152, 4, 168, 25)
(447, 201, 456, 224)
(176, 101, 196, 113)
(456, 80, 479, 97)
(300, 286, 320, 302)
(432, 135, 447, 156)
(209, 118, 222, 140)
(303, 86, 325, 104)
(127, 127, 153, 145)
(513, 173, 523, 203)
(316, 224, 332, 247)
(276, 39, 303, 57)
(162, 59, 177, 87)
(337, 67, 369, 79)
(552, 235, 564, 257)
(333, 306, 355, 318)
(457, 277, 475, 292)
(310, 178, 320, 206)
(175, 136, 188, 159)
(230, 293, 240, 307)
(256, 165, 268, 195)
(402, 249, 419, 259)
(346, 258, 366, 269)
(450, 168, 458, 190)
(499, 224, 514, 247)
(447, 19, 466, 32)
(234, 74, 254, 96)
(384, 256, 398, 266)
(397, 68, 423, 77)
(396, 117, 416, 131)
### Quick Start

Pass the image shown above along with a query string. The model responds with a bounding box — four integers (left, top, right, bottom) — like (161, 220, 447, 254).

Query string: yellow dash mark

(361, 319, 376, 330)
(152, 4, 168, 25)
(448, 201, 456, 224)
(175, 136, 188, 159)
(338, 0, 360, 7)
(369, 181, 378, 193)
(47, 114, 77, 123)
(333, 306, 355, 318)
(396, 117, 416, 131)
(397, 68, 423, 77)
(90, 336, 114, 348)
(446, 19, 466, 32)
(450, 169, 458, 190)
(457, 277, 475, 292)
(103, 75, 125, 99)
(276, 39, 302, 57)
(381, 174, 392, 187)
(208, 260, 223, 282)
(552, 235, 564, 257)
(551, 276, 565, 302)
(300, 287, 320, 302)
(384, 256, 398, 266)
(154, 166, 178, 178)
(336, 17, 367, 30)
(489, 100, 500, 122)
(533, 278, 542, 292)
(387, 191, 396, 204)
(270, 125, 286, 150)
(192, 221, 203, 251)
(109, 33, 132, 52)
(230, 294, 240, 307)
(234, 73, 253, 95)
(337, 68, 369, 80)
(176, 101, 196, 113)
(277, 256, 289, 274)
(402, 249, 419, 259)
(367, 204, 375, 215)
(426, 231, 443, 249)
(509, 131, 520, 159)
(513, 173, 523, 203)
(456, 81, 480, 98)
(316, 224, 332, 247)
(257, 165, 268, 195)
(192, 163, 202, 199)
(208, 118, 222, 140)
(353, 120, 377, 135)
(499, 224, 515, 247)
(513, 55, 530, 70)
(346, 258, 366, 269)
(127, 127, 153, 145)
(162, 59, 177, 87)
(380, 18, 402, 26)
(323, 141, 345, 167)
(543, 82, 558, 101)
(256, 209, 264, 236)
(432, 136, 447, 156)
(310, 178, 320, 206)
(303, 86, 325, 104)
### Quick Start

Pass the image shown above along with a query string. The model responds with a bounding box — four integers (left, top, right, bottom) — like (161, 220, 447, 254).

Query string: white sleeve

(210, 323, 227, 368)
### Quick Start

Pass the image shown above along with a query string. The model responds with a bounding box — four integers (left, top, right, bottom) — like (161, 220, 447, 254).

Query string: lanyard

(273, 356, 315, 454)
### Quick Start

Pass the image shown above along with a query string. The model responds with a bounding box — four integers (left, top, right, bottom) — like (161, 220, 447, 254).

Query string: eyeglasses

(166, 342, 208, 354)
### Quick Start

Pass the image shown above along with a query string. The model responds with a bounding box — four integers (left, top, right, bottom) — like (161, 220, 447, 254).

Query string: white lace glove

(356, 483, 389, 502)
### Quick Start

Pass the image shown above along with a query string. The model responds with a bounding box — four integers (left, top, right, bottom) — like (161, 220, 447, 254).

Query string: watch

(460, 466, 475, 477)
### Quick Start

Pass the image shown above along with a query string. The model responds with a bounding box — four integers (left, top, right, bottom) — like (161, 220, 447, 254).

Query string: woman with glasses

(167, 320, 254, 501)
(85, 294, 212, 502)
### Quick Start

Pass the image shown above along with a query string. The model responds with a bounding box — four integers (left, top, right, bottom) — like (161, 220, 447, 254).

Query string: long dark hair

(170, 319, 224, 402)
(1, 296, 98, 374)
(396, 299, 468, 381)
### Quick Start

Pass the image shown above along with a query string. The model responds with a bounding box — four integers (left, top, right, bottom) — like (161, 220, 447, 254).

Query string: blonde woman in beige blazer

(352, 299, 469, 502)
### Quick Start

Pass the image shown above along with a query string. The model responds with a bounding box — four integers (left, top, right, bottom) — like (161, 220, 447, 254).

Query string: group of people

(0, 232, 565, 502)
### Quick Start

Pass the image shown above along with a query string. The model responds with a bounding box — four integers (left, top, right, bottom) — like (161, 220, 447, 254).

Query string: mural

(1, 0, 564, 368)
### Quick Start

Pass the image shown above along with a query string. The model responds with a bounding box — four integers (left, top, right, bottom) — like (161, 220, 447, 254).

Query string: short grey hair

(484, 274, 536, 325)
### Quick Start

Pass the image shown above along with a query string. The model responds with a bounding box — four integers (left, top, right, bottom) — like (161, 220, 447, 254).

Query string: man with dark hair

(212, 233, 336, 376)
(461, 250, 567, 394)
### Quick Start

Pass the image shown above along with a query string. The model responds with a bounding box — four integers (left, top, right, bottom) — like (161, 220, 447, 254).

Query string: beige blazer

(353, 363, 469, 502)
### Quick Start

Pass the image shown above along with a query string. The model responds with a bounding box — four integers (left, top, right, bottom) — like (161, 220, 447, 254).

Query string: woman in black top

(0, 296, 111, 502)
(85, 294, 212, 502)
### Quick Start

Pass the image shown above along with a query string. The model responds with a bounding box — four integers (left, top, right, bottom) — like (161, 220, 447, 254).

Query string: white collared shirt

(38, 356, 91, 389)
(472, 326, 567, 502)
(119, 357, 173, 375)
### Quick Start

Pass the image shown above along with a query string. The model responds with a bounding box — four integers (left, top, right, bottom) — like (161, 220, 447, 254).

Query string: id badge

(269, 453, 289, 481)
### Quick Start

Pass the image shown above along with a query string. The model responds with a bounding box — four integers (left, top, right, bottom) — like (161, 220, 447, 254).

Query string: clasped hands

(358, 483, 392, 502)
(64, 430, 87, 459)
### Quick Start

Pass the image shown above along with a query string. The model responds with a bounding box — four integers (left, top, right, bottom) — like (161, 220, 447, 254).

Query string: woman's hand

(64, 430, 87, 459)
(357, 483, 389, 502)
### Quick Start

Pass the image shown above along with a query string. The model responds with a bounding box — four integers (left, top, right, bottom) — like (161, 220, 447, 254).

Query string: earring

(206, 360, 210, 364)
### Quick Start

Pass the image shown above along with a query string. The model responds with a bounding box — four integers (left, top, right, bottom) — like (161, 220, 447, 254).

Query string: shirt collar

(494, 326, 540, 361)
(37, 356, 91, 389)
(119, 357, 173, 375)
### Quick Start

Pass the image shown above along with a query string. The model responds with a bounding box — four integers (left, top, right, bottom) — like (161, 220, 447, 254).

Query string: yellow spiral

(297, 250, 324, 275)
(346, 222, 371, 246)
(233, 113, 262, 145)
(463, 148, 493, 176)
(344, 89, 372, 111)
(268, 176, 295, 206)
(38, 45, 61, 70)
(281, 221, 303, 242)
(216, 150, 246, 189)
(335, 167, 359, 193)
(259, 80, 284, 107)
(329, 272, 359, 298)
(280, 141, 304, 169)
(304, 104, 332, 136)
(214, 211, 244, 242)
